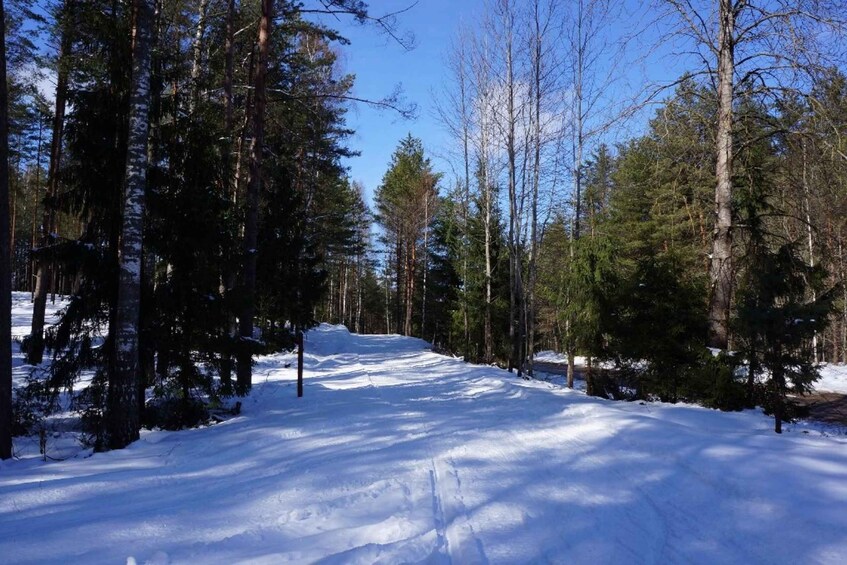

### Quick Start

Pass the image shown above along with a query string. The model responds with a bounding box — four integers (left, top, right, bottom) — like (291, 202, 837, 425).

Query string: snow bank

(816, 363, 847, 394)
(3, 307, 847, 564)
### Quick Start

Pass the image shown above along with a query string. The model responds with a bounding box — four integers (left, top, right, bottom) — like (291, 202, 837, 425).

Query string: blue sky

(329, 0, 683, 208)
(331, 0, 485, 205)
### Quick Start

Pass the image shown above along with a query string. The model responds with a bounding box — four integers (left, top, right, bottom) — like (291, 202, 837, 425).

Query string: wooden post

(297, 330, 303, 398)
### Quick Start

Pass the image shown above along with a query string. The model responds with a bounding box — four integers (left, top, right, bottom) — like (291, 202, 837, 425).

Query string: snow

(534, 349, 570, 363)
(11, 292, 66, 385)
(816, 363, 847, 394)
(534, 350, 593, 366)
(2, 310, 847, 563)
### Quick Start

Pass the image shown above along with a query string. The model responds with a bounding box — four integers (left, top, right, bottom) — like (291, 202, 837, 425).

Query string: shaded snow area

(816, 364, 847, 394)
(534, 350, 570, 363)
(11, 291, 65, 371)
(3, 321, 847, 564)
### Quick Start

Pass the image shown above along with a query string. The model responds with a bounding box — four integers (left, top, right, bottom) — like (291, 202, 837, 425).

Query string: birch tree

(106, 0, 154, 450)
(659, 0, 847, 349)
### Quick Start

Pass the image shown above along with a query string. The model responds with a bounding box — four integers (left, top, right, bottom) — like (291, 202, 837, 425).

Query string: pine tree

(375, 135, 439, 338)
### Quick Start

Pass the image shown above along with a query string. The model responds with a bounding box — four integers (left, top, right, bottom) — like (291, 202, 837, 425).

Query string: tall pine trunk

(27, 20, 71, 366)
(0, 0, 13, 460)
(707, 0, 735, 350)
(236, 0, 273, 392)
(106, 0, 154, 450)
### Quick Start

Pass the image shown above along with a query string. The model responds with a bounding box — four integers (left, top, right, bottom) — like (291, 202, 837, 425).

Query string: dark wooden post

(297, 330, 303, 398)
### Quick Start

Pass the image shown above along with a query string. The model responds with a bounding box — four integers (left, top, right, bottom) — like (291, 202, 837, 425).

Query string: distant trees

(6, 0, 847, 448)
(1, 0, 412, 451)
(375, 135, 439, 337)
(658, 0, 847, 349)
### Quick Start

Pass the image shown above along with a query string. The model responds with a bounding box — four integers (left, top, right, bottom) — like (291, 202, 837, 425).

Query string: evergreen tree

(734, 172, 836, 433)
(375, 135, 439, 337)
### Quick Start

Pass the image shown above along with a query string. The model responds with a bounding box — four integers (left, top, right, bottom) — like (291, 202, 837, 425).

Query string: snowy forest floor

(3, 294, 847, 564)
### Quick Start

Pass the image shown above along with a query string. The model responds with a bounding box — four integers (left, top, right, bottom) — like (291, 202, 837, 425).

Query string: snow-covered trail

(3, 323, 847, 564)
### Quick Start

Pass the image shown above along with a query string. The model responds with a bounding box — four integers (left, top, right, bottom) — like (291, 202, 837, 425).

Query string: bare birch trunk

(106, 0, 153, 450)
(422, 191, 429, 335)
(188, 0, 210, 114)
(480, 100, 494, 364)
(527, 0, 544, 378)
(224, 0, 236, 134)
(801, 140, 818, 363)
(567, 0, 587, 389)
(461, 69, 471, 358)
(503, 0, 524, 376)
(707, 0, 735, 350)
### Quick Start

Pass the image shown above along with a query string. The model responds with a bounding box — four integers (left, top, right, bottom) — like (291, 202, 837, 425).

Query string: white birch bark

(107, 0, 154, 450)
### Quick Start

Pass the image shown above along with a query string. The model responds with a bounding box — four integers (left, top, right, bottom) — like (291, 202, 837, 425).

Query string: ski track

(2, 311, 847, 564)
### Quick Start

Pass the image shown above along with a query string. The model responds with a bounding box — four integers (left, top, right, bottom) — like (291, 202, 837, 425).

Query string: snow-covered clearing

(2, 298, 847, 563)
(817, 364, 847, 394)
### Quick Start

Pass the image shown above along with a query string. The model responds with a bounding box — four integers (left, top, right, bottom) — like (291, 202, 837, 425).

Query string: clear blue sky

(332, 0, 485, 205)
(329, 0, 684, 208)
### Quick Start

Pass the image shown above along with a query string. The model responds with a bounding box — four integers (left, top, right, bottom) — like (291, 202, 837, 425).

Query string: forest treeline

(0, 0, 399, 455)
(2, 0, 847, 458)
(337, 0, 847, 435)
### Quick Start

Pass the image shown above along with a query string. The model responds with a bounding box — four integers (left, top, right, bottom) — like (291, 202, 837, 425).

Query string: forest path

(792, 392, 847, 426)
(2, 322, 847, 564)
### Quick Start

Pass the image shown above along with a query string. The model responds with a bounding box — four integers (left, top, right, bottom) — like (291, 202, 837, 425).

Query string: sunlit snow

(2, 296, 847, 564)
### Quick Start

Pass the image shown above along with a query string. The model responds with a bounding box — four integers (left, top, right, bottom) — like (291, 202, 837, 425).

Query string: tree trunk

(461, 65, 470, 358)
(395, 234, 403, 332)
(188, 0, 210, 114)
(27, 18, 71, 365)
(404, 241, 416, 336)
(224, 0, 236, 133)
(106, 0, 153, 450)
(219, 0, 240, 393)
(422, 190, 429, 336)
(707, 0, 735, 350)
(840, 234, 847, 364)
(139, 0, 162, 417)
(801, 140, 818, 363)
(0, 0, 13, 460)
(9, 175, 15, 284)
(503, 1, 523, 376)
(567, 0, 587, 388)
(30, 116, 45, 295)
(236, 0, 273, 393)
(480, 100, 494, 364)
(527, 1, 544, 378)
